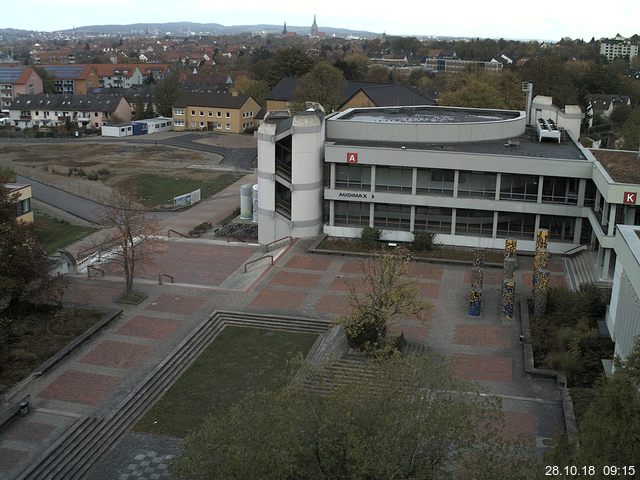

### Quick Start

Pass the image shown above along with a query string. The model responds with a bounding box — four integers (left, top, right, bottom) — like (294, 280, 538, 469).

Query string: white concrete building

(600, 36, 639, 62)
(257, 104, 640, 283)
(257, 109, 325, 244)
(607, 225, 640, 360)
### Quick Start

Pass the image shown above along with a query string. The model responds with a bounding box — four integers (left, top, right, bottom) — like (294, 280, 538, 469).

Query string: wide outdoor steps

(15, 311, 329, 480)
(565, 251, 612, 291)
(300, 341, 428, 395)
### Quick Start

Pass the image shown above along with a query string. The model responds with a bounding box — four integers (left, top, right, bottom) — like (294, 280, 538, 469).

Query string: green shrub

(412, 231, 435, 252)
(9, 348, 38, 363)
(361, 226, 381, 249)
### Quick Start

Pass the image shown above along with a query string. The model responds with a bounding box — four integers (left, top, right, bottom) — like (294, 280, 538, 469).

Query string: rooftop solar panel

(41, 65, 85, 79)
(0, 67, 25, 83)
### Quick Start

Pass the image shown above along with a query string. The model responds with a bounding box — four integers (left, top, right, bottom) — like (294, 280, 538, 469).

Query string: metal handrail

(264, 236, 292, 252)
(87, 265, 105, 279)
(563, 244, 587, 257)
(244, 255, 273, 273)
(167, 229, 189, 238)
(158, 274, 174, 285)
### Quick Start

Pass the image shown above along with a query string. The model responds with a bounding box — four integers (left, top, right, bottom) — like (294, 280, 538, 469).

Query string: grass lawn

(117, 172, 243, 208)
(134, 326, 318, 438)
(32, 211, 98, 253)
(1, 304, 102, 387)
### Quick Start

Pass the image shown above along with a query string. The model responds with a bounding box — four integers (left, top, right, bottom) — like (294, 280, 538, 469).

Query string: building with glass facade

(257, 104, 640, 284)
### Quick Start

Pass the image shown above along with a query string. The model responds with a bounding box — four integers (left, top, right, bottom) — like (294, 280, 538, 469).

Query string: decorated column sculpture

(502, 279, 516, 320)
(468, 288, 482, 317)
(533, 269, 550, 319)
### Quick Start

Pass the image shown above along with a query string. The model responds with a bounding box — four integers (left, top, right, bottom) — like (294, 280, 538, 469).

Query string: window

(174, 108, 184, 115)
(191, 110, 196, 115)
(541, 177, 578, 205)
(416, 168, 454, 195)
(414, 206, 452, 233)
(199, 111, 204, 116)
(94, 112, 98, 117)
(174, 120, 185, 126)
(374, 203, 411, 231)
(334, 201, 369, 227)
(375, 166, 413, 193)
(190, 121, 196, 128)
(200, 122, 205, 127)
(584, 180, 597, 207)
(500, 174, 538, 202)
(496, 212, 535, 239)
(335, 165, 371, 190)
(217, 111, 221, 117)
(225, 112, 230, 118)
(457, 171, 497, 198)
(208, 111, 213, 117)
(16, 197, 31, 217)
(226, 123, 231, 130)
(539, 215, 575, 242)
(455, 209, 494, 237)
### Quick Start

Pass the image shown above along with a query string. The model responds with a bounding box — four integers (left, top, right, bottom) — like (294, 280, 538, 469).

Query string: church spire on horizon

(311, 14, 319, 36)
(282, 21, 287, 34)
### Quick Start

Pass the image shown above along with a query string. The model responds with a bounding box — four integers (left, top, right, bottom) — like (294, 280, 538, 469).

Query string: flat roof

(330, 129, 587, 161)
(590, 149, 640, 184)
(1, 183, 29, 191)
(334, 105, 521, 124)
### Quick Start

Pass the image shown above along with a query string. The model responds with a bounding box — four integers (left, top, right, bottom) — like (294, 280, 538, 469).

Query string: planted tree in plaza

(97, 184, 161, 301)
(171, 354, 537, 479)
(337, 247, 430, 353)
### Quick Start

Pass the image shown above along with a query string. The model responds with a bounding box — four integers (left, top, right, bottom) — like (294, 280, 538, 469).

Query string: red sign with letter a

(346, 152, 358, 164)
(624, 192, 637, 205)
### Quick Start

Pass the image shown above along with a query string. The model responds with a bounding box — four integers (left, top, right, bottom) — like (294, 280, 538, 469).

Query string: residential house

(2, 183, 33, 223)
(38, 64, 99, 95)
(139, 64, 170, 83)
(172, 92, 260, 133)
(600, 35, 639, 62)
(586, 94, 631, 127)
(92, 64, 144, 88)
(8, 94, 131, 129)
(0, 66, 43, 113)
(265, 77, 436, 112)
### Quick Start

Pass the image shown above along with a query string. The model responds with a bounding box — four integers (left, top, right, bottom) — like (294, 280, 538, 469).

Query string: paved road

(18, 175, 176, 224)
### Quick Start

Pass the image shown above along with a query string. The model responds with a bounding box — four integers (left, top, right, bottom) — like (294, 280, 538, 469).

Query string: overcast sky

(10, 0, 640, 41)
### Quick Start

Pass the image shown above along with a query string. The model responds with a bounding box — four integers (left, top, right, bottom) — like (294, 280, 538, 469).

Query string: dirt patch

(0, 143, 223, 204)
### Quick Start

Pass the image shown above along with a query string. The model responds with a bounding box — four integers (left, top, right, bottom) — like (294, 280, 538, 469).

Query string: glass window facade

(455, 209, 494, 237)
(496, 212, 536, 239)
(335, 165, 372, 190)
(500, 174, 538, 202)
(375, 166, 413, 193)
(541, 177, 578, 205)
(334, 201, 370, 227)
(539, 215, 575, 242)
(374, 203, 411, 230)
(416, 168, 454, 196)
(457, 171, 497, 199)
(414, 206, 452, 233)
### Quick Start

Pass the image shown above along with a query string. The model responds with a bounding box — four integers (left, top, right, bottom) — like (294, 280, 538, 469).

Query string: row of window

(189, 121, 231, 130)
(334, 165, 585, 205)
(175, 109, 256, 118)
(333, 201, 578, 241)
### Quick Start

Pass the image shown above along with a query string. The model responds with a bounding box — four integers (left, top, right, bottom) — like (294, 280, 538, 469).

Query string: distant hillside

(60, 21, 378, 38)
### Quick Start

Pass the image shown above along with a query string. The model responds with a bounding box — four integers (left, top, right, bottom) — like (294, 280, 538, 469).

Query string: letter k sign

(624, 192, 637, 205)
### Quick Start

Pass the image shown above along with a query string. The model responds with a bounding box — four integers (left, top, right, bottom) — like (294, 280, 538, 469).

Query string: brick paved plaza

(0, 233, 568, 478)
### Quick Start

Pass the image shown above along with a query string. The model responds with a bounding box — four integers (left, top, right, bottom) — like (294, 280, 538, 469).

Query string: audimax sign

(337, 191, 372, 199)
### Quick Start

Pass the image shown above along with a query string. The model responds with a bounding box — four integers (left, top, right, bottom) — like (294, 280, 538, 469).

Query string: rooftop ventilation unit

(536, 118, 561, 143)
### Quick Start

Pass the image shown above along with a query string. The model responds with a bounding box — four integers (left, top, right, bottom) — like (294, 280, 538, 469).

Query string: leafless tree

(97, 184, 162, 300)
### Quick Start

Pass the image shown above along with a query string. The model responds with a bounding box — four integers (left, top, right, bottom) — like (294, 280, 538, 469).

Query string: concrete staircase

(15, 311, 329, 480)
(564, 251, 612, 291)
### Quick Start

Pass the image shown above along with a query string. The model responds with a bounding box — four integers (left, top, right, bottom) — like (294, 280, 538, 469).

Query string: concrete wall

(327, 107, 526, 144)
(607, 225, 640, 360)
